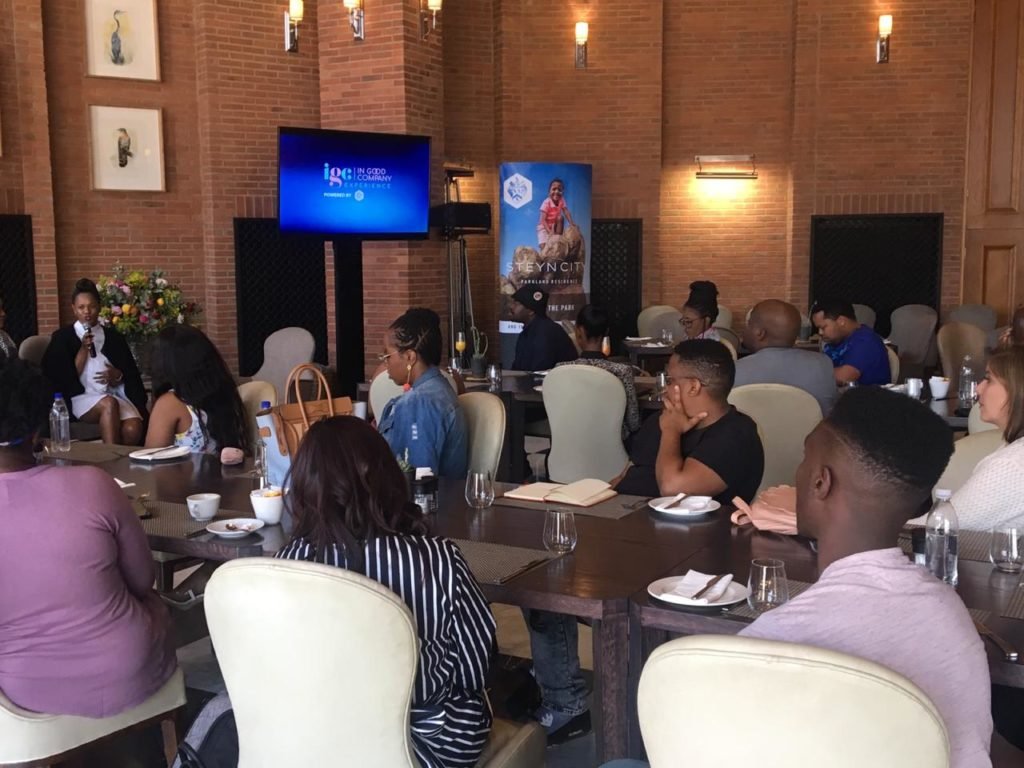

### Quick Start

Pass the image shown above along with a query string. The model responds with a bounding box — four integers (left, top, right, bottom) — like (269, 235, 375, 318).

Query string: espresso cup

(186, 493, 220, 521)
(929, 377, 950, 400)
(352, 401, 368, 420)
(250, 487, 285, 525)
(906, 378, 923, 399)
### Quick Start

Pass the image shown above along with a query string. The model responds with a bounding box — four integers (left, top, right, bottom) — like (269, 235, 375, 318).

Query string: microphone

(86, 323, 97, 358)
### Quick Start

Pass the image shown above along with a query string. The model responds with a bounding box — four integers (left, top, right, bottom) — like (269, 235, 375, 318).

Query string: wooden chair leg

(161, 709, 182, 767)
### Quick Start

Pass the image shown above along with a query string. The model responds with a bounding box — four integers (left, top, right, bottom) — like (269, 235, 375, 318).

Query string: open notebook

(503, 479, 617, 508)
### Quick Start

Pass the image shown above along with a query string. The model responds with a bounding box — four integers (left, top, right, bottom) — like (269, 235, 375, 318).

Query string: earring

(403, 363, 413, 392)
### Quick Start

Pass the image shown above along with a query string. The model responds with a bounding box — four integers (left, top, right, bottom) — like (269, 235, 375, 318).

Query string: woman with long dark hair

(277, 416, 495, 768)
(41, 278, 147, 444)
(145, 325, 249, 455)
(377, 307, 468, 477)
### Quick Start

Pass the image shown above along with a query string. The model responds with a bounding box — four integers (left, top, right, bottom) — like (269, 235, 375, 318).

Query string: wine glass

(543, 508, 578, 554)
(747, 558, 789, 613)
(465, 471, 495, 510)
(990, 525, 1024, 574)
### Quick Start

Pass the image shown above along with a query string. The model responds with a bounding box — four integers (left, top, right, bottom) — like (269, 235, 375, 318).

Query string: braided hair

(389, 308, 442, 366)
(684, 280, 720, 324)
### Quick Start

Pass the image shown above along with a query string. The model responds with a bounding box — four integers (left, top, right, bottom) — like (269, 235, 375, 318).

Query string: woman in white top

(144, 325, 249, 457)
(945, 346, 1024, 530)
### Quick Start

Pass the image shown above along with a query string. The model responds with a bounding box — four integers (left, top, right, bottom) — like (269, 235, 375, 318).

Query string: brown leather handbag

(266, 363, 353, 460)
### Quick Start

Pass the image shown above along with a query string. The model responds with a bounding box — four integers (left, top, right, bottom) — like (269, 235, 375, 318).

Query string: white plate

(129, 445, 191, 462)
(648, 496, 721, 517)
(648, 576, 750, 608)
(534, 369, 550, 377)
(533, 385, 544, 392)
(206, 518, 265, 539)
(625, 336, 653, 342)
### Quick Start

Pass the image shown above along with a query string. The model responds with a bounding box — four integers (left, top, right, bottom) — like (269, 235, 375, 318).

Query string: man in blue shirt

(810, 299, 891, 386)
(509, 287, 578, 371)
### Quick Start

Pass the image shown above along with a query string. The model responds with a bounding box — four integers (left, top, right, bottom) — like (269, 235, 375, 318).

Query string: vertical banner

(498, 162, 592, 367)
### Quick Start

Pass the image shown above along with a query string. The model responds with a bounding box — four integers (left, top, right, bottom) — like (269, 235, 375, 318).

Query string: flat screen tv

(278, 127, 431, 239)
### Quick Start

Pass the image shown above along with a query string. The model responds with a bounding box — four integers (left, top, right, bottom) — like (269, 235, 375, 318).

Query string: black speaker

(429, 203, 491, 237)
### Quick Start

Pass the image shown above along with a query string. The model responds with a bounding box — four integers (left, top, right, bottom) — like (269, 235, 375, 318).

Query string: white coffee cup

(929, 376, 951, 400)
(352, 401, 368, 420)
(186, 493, 220, 521)
(250, 487, 285, 525)
(906, 378, 923, 398)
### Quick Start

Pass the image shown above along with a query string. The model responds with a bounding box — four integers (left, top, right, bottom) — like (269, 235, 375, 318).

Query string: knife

(974, 619, 1019, 662)
(133, 445, 176, 458)
(692, 573, 727, 601)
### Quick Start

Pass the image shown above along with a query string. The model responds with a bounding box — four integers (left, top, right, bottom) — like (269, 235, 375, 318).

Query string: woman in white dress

(41, 279, 146, 445)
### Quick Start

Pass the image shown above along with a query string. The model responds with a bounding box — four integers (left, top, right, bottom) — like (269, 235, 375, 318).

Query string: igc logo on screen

(324, 164, 393, 187)
(324, 164, 353, 186)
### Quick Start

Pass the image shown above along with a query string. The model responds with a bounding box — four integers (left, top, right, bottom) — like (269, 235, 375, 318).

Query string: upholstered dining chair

(968, 402, 999, 435)
(887, 346, 901, 384)
(889, 305, 938, 366)
(237, 380, 278, 450)
(637, 305, 677, 338)
(17, 334, 50, 366)
(728, 384, 822, 492)
(948, 303, 998, 333)
(936, 322, 987, 393)
(204, 559, 545, 768)
(646, 309, 683, 344)
(252, 327, 316, 405)
(852, 303, 877, 330)
(369, 372, 404, 421)
(719, 337, 738, 361)
(934, 429, 1004, 494)
(714, 305, 733, 331)
(459, 392, 506, 477)
(544, 365, 629, 483)
(0, 668, 185, 767)
(636, 635, 950, 768)
(716, 327, 742, 354)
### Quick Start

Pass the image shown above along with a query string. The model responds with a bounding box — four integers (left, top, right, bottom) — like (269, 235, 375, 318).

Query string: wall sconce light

(284, 0, 303, 53)
(575, 22, 588, 69)
(343, 0, 365, 41)
(421, 0, 442, 39)
(694, 154, 758, 179)
(877, 14, 892, 63)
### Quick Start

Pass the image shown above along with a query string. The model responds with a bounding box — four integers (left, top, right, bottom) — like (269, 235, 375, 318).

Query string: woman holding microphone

(42, 278, 147, 444)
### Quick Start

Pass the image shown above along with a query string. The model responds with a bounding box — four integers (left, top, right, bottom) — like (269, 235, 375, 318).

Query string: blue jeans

(524, 609, 589, 716)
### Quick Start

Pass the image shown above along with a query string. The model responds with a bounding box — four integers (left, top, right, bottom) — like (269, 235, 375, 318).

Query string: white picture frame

(84, 0, 161, 81)
(89, 106, 165, 192)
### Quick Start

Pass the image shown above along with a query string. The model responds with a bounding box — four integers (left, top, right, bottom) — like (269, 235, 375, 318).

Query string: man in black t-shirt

(617, 339, 764, 504)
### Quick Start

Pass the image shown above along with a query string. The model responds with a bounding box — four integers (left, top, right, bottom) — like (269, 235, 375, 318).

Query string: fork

(974, 619, 1019, 662)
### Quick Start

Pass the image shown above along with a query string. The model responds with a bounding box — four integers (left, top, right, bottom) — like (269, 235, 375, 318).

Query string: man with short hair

(509, 287, 578, 371)
(810, 299, 890, 386)
(741, 387, 992, 768)
(557, 304, 640, 440)
(737, 299, 836, 414)
(615, 339, 764, 503)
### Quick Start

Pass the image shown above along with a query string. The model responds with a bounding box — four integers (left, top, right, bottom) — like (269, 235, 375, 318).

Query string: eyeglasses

(376, 351, 395, 363)
(678, 316, 707, 328)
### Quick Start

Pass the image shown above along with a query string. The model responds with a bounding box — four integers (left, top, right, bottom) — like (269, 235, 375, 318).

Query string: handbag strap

(284, 363, 334, 428)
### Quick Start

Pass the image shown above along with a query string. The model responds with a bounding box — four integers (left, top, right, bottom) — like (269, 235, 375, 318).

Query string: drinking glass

(487, 363, 502, 386)
(747, 558, 790, 613)
(543, 508, 578, 554)
(660, 328, 674, 345)
(249, 439, 267, 484)
(465, 471, 495, 510)
(990, 525, 1024, 574)
(455, 331, 467, 354)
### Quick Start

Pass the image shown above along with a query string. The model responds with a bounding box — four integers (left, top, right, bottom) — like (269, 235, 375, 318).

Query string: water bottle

(958, 355, 977, 410)
(925, 489, 958, 586)
(49, 394, 71, 453)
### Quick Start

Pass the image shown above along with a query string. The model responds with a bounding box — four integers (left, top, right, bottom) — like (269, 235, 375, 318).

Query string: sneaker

(159, 588, 204, 610)
(534, 706, 591, 746)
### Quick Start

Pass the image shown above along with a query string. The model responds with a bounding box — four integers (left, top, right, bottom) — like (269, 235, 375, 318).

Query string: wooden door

(964, 0, 1024, 323)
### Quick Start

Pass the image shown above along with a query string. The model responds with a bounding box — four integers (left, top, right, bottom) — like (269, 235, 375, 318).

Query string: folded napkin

(669, 570, 734, 604)
(642, 342, 669, 348)
(731, 486, 798, 535)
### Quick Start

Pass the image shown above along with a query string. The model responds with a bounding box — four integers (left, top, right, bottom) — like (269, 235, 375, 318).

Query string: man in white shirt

(741, 387, 992, 768)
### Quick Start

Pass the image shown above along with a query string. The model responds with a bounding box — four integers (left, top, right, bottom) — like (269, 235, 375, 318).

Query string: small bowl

(929, 377, 950, 400)
(186, 493, 220, 521)
(250, 487, 284, 525)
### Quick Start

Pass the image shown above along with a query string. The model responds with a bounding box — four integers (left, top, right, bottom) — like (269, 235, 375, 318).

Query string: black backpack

(172, 693, 239, 768)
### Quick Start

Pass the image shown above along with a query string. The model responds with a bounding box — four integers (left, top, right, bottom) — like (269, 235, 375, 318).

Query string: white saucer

(206, 518, 264, 539)
(648, 576, 750, 608)
(129, 445, 191, 462)
(649, 496, 721, 517)
(625, 336, 653, 343)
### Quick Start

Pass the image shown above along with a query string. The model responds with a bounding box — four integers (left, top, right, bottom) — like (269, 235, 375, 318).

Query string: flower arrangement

(95, 265, 200, 341)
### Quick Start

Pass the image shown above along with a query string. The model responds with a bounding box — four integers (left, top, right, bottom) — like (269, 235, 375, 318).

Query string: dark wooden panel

(0, 215, 36, 343)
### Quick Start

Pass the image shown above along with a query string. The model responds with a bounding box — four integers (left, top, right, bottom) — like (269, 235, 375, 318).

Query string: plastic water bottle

(958, 355, 977, 410)
(925, 489, 958, 586)
(49, 394, 71, 453)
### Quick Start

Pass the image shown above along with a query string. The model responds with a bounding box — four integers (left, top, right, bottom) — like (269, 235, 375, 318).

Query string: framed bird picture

(84, 0, 161, 81)
(88, 106, 165, 192)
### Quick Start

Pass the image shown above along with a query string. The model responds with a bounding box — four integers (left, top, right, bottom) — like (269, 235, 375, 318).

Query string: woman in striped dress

(276, 416, 496, 768)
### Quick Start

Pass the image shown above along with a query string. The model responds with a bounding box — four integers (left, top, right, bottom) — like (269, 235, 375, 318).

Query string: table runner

(725, 579, 814, 620)
(56, 441, 135, 464)
(897, 527, 991, 563)
(451, 538, 556, 585)
(1000, 583, 1024, 621)
(139, 501, 251, 539)
(493, 493, 650, 521)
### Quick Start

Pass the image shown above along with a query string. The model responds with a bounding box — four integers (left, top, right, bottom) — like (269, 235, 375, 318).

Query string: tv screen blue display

(278, 127, 431, 238)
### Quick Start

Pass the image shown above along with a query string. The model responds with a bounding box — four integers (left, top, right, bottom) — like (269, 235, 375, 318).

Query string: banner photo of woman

(497, 162, 592, 365)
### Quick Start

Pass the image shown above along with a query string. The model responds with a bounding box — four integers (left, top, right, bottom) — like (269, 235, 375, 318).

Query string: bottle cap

(54, 393, 63, 399)
(935, 488, 952, 501)
(260, 401, 271, 409)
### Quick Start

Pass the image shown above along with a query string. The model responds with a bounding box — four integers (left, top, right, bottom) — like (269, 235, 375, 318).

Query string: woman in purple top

(0, 359, 176, 717)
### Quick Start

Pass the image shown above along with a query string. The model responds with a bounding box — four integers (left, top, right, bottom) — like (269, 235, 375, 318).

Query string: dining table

(54, 445, 1024, 762)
